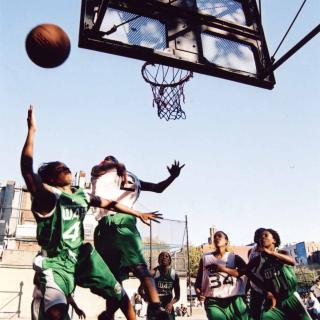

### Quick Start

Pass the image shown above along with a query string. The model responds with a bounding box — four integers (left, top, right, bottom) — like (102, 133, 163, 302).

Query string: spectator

(181, 304, 188, 317)
(311, 278, 320, 303)
(306, 291, 320, 320)
(133, 293, 143, 317)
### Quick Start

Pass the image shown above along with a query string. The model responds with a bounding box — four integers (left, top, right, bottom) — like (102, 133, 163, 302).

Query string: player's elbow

(288, 259, 295, 266)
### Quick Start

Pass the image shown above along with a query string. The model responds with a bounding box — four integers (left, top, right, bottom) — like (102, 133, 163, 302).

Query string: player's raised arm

(215, 255, 247, 278)
(140, 160, 185, 193)
(89, 195, 163, 225)
(259, 248, 295, 266)
(20, 106, 56, 213)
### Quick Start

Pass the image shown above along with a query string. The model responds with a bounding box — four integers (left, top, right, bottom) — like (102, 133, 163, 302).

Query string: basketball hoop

(141, 62, 193, 121)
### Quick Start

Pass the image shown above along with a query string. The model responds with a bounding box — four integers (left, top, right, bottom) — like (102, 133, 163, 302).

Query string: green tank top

(154, 267, 176, 305)
(33, 187, 90, 256)
(259, 253, 297, 299)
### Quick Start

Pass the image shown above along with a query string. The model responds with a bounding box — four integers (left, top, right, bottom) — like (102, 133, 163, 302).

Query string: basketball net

(141, 62, 193, 121)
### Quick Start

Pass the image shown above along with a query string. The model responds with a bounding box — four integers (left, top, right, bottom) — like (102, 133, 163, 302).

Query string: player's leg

(227, 296, 249, 320)
(261, 306, 286, 320)
(116, 223, 169, 319)
(249, 289, 265, 320)
(114, 220, 160, 302)
(283, 293, 312, 320)
(94, 216, 128, 319)
(76, 243, 135, 320)
(204, 298, 227, 320)
(33, 255, 74, 320)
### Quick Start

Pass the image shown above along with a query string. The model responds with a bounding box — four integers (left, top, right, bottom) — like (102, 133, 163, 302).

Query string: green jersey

(252, 253, 297, 299)
(154, 267, 177, 306)
(33, 187, 90, 256)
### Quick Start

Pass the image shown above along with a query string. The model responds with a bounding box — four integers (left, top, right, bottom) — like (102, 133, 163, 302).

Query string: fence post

(17, 281, 23, 318)
(149, 221, 153, 269)
(185, 215, 192, 316)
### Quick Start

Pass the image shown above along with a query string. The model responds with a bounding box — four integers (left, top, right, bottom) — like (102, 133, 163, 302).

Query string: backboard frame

(79, 0, 276, 89)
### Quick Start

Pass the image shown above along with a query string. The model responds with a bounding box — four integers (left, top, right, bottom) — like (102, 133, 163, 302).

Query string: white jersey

(91, 169, 141, 220)
(201, 252, 246, 298)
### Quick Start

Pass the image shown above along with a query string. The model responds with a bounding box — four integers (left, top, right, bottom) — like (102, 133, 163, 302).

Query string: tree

(189, 245, 202, 277)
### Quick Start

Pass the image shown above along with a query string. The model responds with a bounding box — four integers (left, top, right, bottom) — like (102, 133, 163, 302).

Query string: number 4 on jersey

(63, 222, 80, 242)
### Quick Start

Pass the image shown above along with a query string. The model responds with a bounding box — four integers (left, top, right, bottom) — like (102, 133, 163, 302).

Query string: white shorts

(135, 303, 142, 311)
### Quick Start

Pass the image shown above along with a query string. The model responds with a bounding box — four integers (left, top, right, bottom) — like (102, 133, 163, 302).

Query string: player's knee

(98, 310, 115, 320)
(131, 263, 152, 280)
(46, 303, 67, 320)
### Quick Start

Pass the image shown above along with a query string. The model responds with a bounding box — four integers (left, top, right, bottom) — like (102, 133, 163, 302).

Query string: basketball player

(194, 231, 248, 320)
(21, 106, 161, 320)
(91, 156, 184, 320)
(247, 229, 311, 320)
(144, 252, 180, 320)
(247, 228, 266, 319)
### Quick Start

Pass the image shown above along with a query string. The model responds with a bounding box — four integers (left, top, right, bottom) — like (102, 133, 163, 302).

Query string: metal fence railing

(0, 281, 23, 319)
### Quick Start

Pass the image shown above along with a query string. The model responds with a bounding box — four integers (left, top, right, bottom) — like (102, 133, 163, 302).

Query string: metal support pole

(149, 221, 153, 269)
(17, 282, 23, 318)
(185, 215, 192, 316)
(267, 24, 320, 75)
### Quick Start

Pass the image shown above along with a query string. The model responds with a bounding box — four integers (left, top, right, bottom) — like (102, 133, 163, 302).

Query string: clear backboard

(79, 0, 275, 89)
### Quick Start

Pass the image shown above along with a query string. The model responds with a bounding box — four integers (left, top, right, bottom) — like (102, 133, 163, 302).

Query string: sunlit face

(260, 231, 276, 248)
(158, 252, 171, 267)
(214, 232, 228, 248)
(52, 163, 72, 186)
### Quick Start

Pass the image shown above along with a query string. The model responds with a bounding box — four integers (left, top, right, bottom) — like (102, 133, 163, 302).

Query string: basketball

(25, 23, 71, 68)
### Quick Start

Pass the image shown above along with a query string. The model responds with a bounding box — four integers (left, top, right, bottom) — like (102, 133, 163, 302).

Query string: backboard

(79, 0, 275, 89)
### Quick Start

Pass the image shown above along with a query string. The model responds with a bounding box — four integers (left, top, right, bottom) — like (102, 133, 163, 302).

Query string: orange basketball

(25, 24, 71, 68)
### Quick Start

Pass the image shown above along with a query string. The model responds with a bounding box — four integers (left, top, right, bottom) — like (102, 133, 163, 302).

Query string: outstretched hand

(167, 160, 185, 178)
(75, 307, 86, 319)
(139, 212, 163, 226)
(27, 105, 36, 132)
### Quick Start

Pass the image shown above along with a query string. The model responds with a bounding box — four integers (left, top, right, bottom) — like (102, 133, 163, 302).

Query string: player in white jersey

(195, 231, 249, 320)
(91, 156, 184, 320)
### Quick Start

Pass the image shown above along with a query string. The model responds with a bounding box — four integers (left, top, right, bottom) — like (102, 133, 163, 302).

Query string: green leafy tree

(189, 245, 202, 277)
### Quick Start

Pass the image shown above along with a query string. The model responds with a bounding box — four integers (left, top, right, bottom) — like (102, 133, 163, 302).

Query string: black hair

(214, 231, 229, 241)
(254, 228, 265, 244)
(265, 228, 281, 248)
(104, 155, 119, 164)
(158, 251, 172, 265)
(38, 161, 62, 184)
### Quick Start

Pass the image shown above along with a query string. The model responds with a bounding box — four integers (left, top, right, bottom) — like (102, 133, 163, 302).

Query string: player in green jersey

(21, 106, 162, 320)
(247, 228, 266, 320)
(141, 252, 180, 320)
(247, 228, 311, 320)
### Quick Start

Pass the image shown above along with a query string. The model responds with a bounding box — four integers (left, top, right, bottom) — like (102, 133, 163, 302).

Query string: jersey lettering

(209, 273, 234, 289)
(63, 221, 80, 242)
(157, 281, 173, 290)
(62, 207, 86, 220)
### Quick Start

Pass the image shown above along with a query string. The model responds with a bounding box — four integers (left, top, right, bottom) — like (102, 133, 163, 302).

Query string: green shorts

(249, 289, 265, 319)
(94, 214, 147, 281)
(261, 292, 311, 320)
(204, 296, 249, 320)
(34, 243, 123, 302)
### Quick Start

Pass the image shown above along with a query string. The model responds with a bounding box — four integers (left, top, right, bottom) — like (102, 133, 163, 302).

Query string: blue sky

(0, 0, 319, 246)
